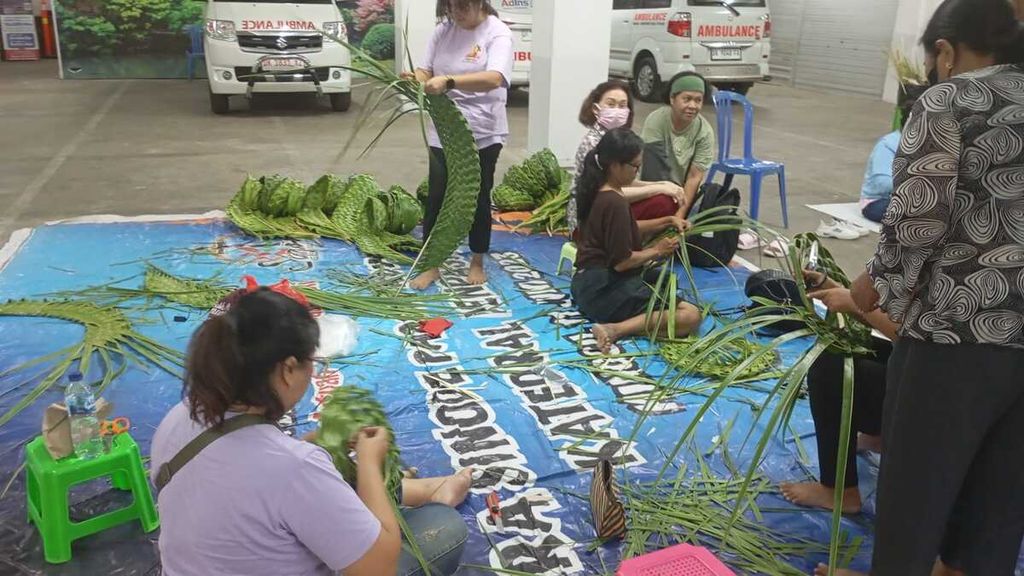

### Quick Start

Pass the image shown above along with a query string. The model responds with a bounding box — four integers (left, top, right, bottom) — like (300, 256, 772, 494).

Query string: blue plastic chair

(185, 24, 205, 81)
(706, 91, 789, 228)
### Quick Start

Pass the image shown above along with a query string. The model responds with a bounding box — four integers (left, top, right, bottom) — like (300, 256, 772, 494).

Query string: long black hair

(577, 128, 645, 224)
(184, 288, 319, 427)
(436, 0, 498, 22)
(922, 0, 1024, 64)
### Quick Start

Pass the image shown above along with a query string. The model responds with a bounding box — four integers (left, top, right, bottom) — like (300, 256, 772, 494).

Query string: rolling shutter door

(769, 0, 899, 96)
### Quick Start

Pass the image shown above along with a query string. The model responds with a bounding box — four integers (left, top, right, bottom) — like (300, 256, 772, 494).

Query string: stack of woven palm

(493, 148, 566, 212)
(226, 173, 423, 263)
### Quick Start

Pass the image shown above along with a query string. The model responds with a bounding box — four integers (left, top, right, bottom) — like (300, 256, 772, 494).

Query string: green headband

(670, 75, 706, 97)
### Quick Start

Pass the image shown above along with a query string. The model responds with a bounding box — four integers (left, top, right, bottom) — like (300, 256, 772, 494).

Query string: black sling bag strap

(154, 414, 273, 493)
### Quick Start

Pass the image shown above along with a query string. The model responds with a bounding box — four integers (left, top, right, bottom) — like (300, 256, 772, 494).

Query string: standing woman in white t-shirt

(405, 0, 514, 290)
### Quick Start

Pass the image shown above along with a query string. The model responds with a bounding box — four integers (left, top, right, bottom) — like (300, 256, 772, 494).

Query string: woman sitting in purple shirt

(150, 289, 472, 576)
(406, 0, 514, 290)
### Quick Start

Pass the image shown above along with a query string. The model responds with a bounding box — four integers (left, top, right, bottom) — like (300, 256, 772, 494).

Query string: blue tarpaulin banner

(0, 216, 881, 574)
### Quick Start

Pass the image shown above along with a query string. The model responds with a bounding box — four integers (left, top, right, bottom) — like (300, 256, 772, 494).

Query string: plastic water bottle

(533, 362, 572, 387)
(65, 372, 102, 460)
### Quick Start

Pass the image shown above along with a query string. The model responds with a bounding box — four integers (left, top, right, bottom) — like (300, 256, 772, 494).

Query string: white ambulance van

(497, 0, 533, 87)
(203, 0, 353, 114)
(495, 0, 772, 101)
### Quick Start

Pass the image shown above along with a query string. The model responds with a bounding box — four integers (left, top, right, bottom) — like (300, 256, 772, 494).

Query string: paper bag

(42, 399, 112, 459)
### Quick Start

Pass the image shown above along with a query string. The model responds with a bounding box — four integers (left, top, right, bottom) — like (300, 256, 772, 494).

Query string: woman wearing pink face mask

(567, 81, 688, 236)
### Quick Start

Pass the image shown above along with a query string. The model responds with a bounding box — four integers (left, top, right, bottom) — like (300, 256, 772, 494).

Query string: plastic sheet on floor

(0, 216, 878, 575)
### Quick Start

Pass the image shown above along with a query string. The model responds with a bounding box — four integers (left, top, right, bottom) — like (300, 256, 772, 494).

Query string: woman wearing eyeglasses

(150, 288, 472, 576)
(565, 80, 687, 236)
(571, 128, 702, 355)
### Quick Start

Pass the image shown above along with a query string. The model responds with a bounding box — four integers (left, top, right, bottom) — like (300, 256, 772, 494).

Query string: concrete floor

(0, 59, 894, 273)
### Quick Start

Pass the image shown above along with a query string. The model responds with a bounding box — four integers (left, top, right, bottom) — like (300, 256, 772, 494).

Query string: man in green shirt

(640, 73, 716, 217)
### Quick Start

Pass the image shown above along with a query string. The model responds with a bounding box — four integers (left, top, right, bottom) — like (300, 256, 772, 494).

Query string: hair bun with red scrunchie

(210, 276, 311, 317)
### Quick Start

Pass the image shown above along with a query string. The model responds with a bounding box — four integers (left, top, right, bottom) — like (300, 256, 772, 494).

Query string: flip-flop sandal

(762, 238, 789, 258)
(737, 230, 760, 250)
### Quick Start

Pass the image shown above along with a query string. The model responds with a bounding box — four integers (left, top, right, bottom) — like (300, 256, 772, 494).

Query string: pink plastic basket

(617, 544, 736, 576)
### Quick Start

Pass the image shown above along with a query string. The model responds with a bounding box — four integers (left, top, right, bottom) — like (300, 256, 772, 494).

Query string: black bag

(685, 183, 740, 268)
(640, 141, 675, 184)
(744, 269, 808, 334)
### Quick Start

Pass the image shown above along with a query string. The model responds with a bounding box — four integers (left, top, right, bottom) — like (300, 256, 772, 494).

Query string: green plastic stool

(25, 433, 159, 564)
(556, 242, 577, 277)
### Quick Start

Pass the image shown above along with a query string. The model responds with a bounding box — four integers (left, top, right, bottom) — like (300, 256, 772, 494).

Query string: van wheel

(210, 92, 230, 115)
(330, 92, 352, 112)
(633, 56, 662, 103)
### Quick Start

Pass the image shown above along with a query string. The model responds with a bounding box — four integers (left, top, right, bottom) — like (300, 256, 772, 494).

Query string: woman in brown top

(571, 129, 702, 354)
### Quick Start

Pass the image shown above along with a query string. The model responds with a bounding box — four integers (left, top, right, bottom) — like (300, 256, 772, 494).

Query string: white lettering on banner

(364, 258, 582, 573)
(491, 252, 685, 414)
(477, 489, 584, 574)
(203, 236, 320, 272)
(309, 370, 343, 422)
(365, 255, 507, 318)
(394, 320, 537, 493)
(441, 254, 509, 318)
(474, 321, 646, 470)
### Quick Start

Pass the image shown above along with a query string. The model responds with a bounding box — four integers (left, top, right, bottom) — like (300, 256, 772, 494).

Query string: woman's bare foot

(409, 268, 440, 291)
(468, 254, 487, 285)
(592, 324, 617, 354)
(780, 482, 862, 514)
(814, 564, 866, 576)
(857, 433, 883, 454)
(431, 469, 473, 507)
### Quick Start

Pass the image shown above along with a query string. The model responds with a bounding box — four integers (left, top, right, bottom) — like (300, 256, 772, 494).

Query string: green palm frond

(0, 299, 183, 427)
(314, 386, 404, 497)
(143, 265, 232, 309)
(660, 336, 779, 380)
(410, 93, 481, 273)
(132, 266, 450, 321)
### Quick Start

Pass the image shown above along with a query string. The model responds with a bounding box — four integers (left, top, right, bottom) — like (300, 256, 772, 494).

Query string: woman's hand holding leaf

(355, 426, 391, 469)
(654, 236, 680, 257)
(809, 287, 860, 316)
(424, 76, 448, 95)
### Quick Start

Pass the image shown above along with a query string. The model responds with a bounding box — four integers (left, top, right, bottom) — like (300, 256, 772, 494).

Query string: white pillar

(393, 0, 437, 75)
(881, 0, 943, 103)
(527, 0, 612, 166)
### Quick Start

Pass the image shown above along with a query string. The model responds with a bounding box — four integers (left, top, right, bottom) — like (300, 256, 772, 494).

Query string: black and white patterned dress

(868, 63, 1024, 349)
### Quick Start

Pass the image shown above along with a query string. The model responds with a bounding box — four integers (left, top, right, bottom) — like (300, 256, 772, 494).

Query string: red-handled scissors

(486, 492, 503, 532)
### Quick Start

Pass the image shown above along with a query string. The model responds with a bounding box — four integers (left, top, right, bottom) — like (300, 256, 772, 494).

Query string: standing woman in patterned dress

(406, 0, 514, 290)
(842, 1, 1024, 575)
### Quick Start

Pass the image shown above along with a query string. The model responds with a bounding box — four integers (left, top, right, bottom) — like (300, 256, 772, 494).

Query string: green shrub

(55, 0, 203, 56)
(361, 23, 395, 60)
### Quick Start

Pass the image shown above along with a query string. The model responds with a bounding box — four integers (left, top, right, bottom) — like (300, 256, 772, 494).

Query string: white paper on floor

(805, 203, 882, 234)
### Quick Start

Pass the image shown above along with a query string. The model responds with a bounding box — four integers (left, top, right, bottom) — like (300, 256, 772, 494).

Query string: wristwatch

(445, 76, 456, 92)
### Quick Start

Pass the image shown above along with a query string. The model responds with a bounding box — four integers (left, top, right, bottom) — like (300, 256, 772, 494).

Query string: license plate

(710, 48, 742, 61)
(259, 57, 307, 72)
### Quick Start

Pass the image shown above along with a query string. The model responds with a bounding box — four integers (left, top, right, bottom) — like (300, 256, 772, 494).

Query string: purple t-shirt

(421, 15, 513, 149)
(150, 402, 381, 576)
